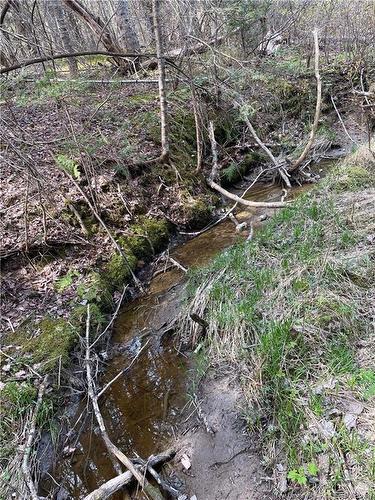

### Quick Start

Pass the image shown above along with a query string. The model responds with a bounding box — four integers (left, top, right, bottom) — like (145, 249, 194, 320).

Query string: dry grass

(179, 150, 375, 497)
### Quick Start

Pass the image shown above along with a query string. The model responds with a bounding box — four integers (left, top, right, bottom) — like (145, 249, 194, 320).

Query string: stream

(45, 166, 334, 499)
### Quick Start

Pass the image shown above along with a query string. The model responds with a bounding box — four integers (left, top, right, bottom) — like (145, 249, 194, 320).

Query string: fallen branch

(83, 449, 175, 500)
(289, 28, 322, 171)
(97, 340, 150, 398)
(0, 50, 155, 74)
(85, 306, 164, 500)
(242, 115, 291, 187)
(207, 121, 286, 208)
(168, 256, 187, 273)
(21, 375, 49, 500)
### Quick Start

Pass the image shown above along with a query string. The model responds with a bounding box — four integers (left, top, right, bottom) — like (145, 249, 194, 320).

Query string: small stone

(2, 364, 11, 372)
(343, 413, 357, 430)
(319, 419, 336, 438)
(181, 453, 191, 470)
(347, 401, 364, 415)
(14, 370, 27, 379)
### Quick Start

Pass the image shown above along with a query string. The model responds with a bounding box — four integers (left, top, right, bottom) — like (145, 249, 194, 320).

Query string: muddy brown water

(47, 169, 333, 499)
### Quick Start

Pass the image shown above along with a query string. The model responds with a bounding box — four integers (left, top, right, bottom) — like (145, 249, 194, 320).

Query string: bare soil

(174, 373, 274, 500)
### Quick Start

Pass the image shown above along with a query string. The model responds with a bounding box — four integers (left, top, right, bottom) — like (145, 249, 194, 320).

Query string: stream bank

(41, 166, 337, 499)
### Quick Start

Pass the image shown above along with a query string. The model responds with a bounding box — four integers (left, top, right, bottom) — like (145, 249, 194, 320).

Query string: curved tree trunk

(289, 29, 322, 172)
(62, 0, 124, 68)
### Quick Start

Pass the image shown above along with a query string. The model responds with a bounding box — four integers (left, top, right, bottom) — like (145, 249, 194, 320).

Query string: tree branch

(289, 29, 322, 171)
(0, 50, 155, 74)
(207, 121, 287, 208)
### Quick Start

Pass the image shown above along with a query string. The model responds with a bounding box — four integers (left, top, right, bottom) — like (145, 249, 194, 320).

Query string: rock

(181, 453, 191, 470)
(2, 364, 11, 372)
(343, 413, 358, 430)
(347, 401, 364, 415)
(319, 419, 336, 438)
(258, 214, 268, 221)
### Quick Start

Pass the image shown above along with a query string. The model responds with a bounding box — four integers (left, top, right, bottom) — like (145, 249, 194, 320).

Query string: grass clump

(325, 143, 375, 192)
(180, 154, 375, 496)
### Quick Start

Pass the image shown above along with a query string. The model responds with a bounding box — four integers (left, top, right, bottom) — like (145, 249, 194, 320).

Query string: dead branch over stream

(207, 121, 287, 209)
(289, 28, 322, 171)
(85, 305, 170, 500)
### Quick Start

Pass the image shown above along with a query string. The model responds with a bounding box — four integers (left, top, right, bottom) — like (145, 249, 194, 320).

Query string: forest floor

(0, 51, 374, 499)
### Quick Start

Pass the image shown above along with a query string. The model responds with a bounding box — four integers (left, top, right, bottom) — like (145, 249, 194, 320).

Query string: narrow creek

(47, 165, 334, 498)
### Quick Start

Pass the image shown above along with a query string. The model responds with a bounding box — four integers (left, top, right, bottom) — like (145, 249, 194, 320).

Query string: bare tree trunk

(62, 0, 124, 67)
(52, 0, 78, 76)
(289, 29, 322, 171)
(117, 0, 140, 53)
(152, 0, 169, 161)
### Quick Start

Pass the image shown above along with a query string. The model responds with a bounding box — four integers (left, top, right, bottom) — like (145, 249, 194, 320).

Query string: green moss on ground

(183, 195, 214, 229)
(6, 318, 77, 373)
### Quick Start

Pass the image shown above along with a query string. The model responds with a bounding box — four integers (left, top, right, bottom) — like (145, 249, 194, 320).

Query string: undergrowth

(180, 151, 375, 497)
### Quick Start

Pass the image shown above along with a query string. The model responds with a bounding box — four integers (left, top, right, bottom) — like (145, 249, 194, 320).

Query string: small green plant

(288, 467, 307, 485)
(55, 269, 80, 293)
(55, 154, 80, 179)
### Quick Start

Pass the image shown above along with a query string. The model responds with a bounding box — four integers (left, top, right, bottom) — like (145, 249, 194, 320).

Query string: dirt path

(175, 373, 273, 500)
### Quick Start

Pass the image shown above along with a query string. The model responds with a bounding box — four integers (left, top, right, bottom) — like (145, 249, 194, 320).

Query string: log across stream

(44, 163, 336, 498)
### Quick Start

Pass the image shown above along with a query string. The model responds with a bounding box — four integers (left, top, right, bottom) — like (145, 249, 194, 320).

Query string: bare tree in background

(152, 0, 169, 161)
(117, 0, 140, 53)
(62, 0, 124, 66)
(51, 0, 78, 75)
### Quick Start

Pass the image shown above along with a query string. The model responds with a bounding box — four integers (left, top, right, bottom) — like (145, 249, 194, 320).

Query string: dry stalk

(21, 375, 49, 500)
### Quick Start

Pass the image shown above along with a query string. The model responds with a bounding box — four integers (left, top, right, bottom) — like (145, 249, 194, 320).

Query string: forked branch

(207, 121, 287, 208)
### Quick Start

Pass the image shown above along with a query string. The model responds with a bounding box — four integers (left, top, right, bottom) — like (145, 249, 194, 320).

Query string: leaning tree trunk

(152, 0, 169, 161)
(117, 0, 140, 53)
(62, 0, 125, 68)
(52, 1, 78, 76)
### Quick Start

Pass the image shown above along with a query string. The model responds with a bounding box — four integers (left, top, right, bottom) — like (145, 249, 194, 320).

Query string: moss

(9, 318, 77, 372)
(221, 152, 268, 186)
(77, 271, 114, 309)
(105, 252, 137, 289)
(184, 195, 214, 229)
(119, 217, 170, 260)
(71, 303, 106, 329)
